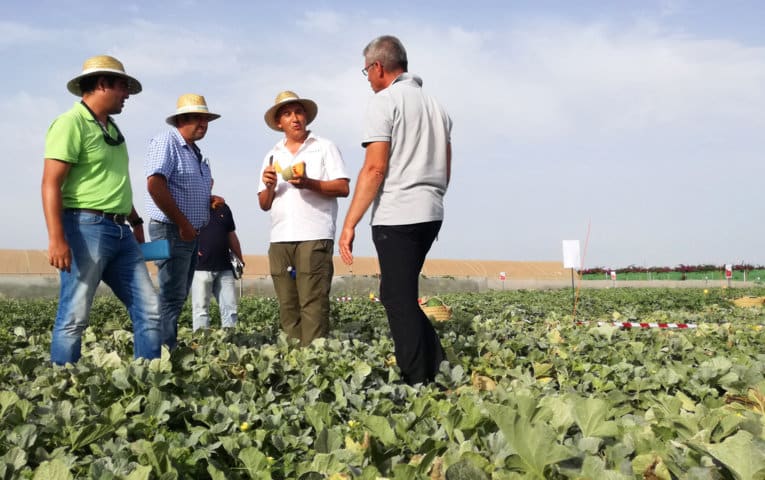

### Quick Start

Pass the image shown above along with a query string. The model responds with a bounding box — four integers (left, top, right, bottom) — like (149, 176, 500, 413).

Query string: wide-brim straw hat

(166, 94, 221, 125)
(264, 91, 318, 131)
(67, 55, 142, 96)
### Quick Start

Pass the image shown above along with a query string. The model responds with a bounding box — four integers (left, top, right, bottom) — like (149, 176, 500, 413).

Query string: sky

(1, 0, 764, 270)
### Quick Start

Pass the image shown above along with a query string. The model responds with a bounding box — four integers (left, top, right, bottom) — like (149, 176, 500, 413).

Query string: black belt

(66, 208, 127, 224)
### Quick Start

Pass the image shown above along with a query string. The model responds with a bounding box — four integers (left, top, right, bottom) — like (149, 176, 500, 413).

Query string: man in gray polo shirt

(339, 35, 453, 386)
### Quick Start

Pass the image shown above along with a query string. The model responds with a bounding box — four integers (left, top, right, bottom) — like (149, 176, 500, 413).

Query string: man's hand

(179, 221, 198, 241)
(48, 238, 71, 273)
(288, 176, 311, 189)
(262, 165, 277, 189)
(211, 195, 226, 209)
(133, 225, 146, 243)
(339, 226, 355, 265)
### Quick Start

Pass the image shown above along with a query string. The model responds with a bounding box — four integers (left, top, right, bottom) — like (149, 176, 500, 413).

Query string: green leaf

(149, 347, 173, 373)
(590, 324, 619, 342)
(111, 367, 132, 390)
(455, 394, 483, 430)
(0, 390, 19, 418)
(206, 464, 227, 480)
(95, 350, 122, 368)
(538, 396, 575, 434)
(300, 453, 346, 475)
(124, 465, 152, 480)
(8, 424, 37, 449)
(445, 459, 488, 480)
(632, 454, 671, 480)
(362, 415, 397, 447)
(353, 361, 372, 378)
(305, 401, 332, 432)
(692, 430, 765, 480)
(485, 403, 574, 479)
(580, 455, 632, 480)
(314, 427, 343, 454)
(33, 458, 73, 480)
(3, 446, 27, 470)
(572, 396, 618, 438)
(238, 447, 271, 479)
(69, 422, 115, 451)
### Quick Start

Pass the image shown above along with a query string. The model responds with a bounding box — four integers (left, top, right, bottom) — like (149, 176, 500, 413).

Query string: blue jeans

(191, 269, 238, 331)
(149, 220, 198, 349)
(50, 210, 162, 365)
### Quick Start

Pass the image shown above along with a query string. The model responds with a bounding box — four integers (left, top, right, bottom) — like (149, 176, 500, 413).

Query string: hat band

(175, 105, 212, 115)
(79, 67, 129, 77)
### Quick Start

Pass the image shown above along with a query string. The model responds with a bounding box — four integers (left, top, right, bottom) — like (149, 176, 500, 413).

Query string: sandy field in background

(0, 249, 569, 280)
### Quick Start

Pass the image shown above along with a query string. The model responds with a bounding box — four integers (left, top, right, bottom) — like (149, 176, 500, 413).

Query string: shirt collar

(391, 72, 423, 87)
(278, 131, 315, 151)
(73, 101, 98, 123)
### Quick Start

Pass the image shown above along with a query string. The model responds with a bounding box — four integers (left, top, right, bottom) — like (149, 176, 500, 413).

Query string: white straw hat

(264, 90, 318, 131)
(67, 55, 142, 96)
(166, 94, 221, 125)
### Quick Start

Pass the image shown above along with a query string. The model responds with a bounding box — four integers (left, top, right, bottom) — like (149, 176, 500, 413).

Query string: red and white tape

(576, 321, 697, 329)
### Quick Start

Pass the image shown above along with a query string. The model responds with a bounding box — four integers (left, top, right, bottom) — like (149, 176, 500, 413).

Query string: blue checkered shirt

(144, 128, 212, 229)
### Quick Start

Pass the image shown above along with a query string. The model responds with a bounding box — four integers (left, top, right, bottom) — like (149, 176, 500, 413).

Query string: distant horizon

(2, 247, 763, 272)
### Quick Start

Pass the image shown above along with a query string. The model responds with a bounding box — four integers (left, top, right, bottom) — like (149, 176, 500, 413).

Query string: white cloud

(296, 10, 346, 34)
(0, 21, 54, 48)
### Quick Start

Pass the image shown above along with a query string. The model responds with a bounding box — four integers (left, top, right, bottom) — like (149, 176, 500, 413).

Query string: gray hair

(363, 35, 408, 72)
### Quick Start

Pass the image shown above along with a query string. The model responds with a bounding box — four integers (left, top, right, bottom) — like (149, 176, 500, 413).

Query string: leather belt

(66, 208, 127, 224)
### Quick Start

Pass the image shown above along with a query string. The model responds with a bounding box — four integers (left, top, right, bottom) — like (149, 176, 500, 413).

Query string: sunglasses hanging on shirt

(80, 101, 125, 146)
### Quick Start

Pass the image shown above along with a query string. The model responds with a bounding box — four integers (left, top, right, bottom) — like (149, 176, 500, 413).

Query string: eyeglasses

(362, 61, 378, 77)
(80, 101, 125, 146)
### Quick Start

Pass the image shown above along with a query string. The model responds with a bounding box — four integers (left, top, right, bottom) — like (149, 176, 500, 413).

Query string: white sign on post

(562, 240, 581, 269)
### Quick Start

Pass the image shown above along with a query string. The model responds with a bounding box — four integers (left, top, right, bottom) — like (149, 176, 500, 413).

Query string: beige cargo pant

(269, 239, 334, 346)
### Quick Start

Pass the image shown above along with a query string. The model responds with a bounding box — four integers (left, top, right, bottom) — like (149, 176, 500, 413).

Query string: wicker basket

(421, 304, 453, 322)
(732, 296, 765, 308)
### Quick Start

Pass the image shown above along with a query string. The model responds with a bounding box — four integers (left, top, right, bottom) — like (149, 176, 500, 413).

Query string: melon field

(1, 287, 765, 479)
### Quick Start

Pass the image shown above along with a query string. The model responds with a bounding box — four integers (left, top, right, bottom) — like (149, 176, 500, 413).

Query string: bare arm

(290, 177, 350, 197)
(228, 231, 244, 265)
(338, 141, 390, 265)
(128, 206, 145, 243)
(258, 165, 277, 211)
(42, 159, 72, 271)
(147, 174, 197, 241)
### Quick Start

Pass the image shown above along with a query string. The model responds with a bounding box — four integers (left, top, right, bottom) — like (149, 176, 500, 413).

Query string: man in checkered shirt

(145, 94, 220, 349)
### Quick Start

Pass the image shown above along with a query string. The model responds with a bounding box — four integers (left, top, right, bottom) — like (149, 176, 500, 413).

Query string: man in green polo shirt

(41, 55, 162, 365)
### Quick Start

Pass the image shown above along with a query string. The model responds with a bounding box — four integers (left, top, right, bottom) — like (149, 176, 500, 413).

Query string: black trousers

(372, 221, 445, 385)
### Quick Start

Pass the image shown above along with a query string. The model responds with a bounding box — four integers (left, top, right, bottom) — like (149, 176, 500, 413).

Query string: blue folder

(140, 240, 170, 261)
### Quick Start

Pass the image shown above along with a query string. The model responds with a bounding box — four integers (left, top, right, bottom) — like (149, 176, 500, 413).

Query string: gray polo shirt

(362, 73, 452, 226)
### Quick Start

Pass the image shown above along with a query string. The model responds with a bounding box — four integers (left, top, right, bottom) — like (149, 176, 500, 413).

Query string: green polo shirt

(44, 102, 133, 214)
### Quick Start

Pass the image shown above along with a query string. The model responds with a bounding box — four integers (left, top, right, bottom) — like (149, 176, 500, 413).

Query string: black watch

(129, 217, 144, 227)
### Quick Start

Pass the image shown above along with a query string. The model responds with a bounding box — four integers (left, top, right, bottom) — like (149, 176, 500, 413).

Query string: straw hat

(67, 55, 142, 96)
(264, 91, 318, 131)
(165, 94, 221, 125)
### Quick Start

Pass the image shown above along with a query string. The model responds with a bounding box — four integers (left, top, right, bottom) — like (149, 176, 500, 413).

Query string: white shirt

(258, 133, 350, 242)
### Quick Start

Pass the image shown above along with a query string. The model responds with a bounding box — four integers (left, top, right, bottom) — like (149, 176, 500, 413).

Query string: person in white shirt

(258, 91, 350, 346)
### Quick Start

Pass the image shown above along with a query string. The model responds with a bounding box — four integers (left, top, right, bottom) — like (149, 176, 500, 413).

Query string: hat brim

(67, 70, 142, 97)
(264, 98, 318, 131)
(165, 112, 222, 126)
